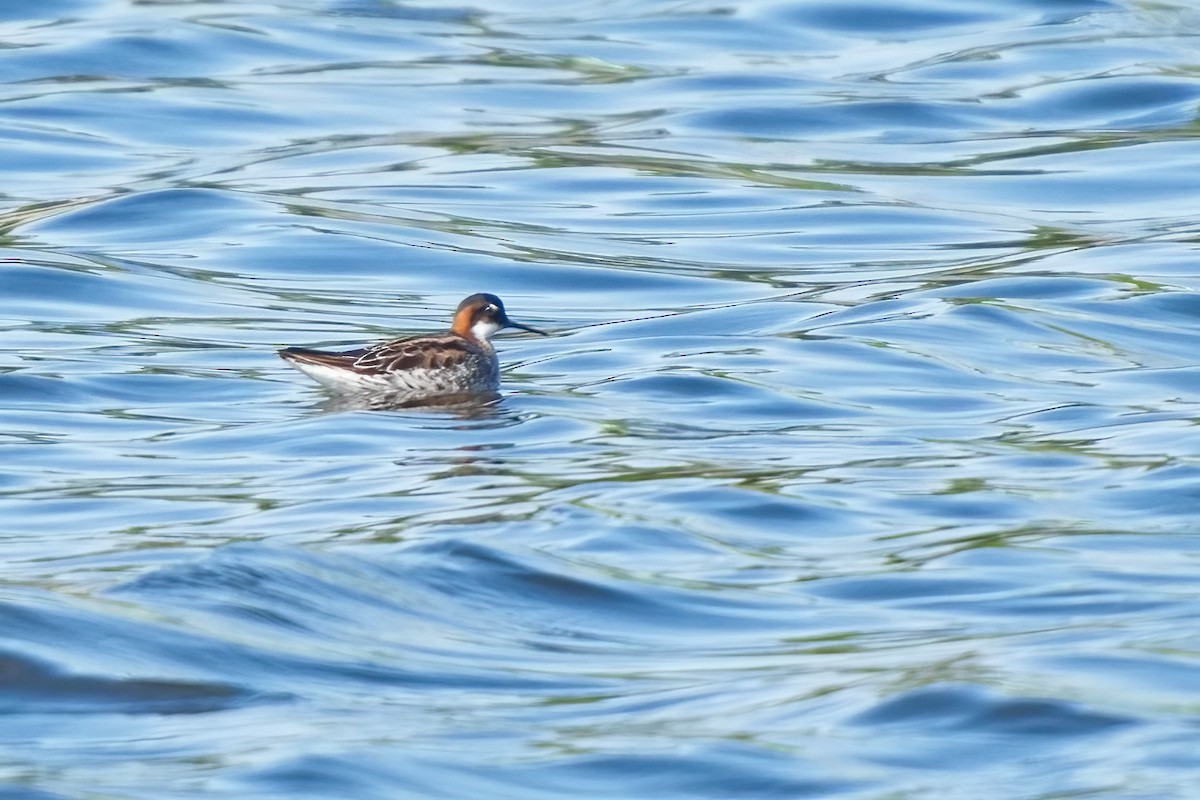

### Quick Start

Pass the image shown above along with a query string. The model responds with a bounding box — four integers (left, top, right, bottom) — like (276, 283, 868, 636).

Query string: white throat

(471, 318, 502, 342)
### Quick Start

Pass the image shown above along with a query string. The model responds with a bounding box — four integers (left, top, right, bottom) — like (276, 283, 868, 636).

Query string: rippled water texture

(3, 0, 1200, 797)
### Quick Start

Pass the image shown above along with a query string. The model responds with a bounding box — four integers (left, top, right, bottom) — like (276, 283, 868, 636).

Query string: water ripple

(2, 0, 1199, 797)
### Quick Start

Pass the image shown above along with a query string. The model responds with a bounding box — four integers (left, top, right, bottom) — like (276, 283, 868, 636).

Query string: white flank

(288, 358, 495, 396)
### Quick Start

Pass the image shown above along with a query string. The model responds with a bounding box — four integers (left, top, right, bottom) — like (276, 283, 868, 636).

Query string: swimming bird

(279, 293, 546, 400)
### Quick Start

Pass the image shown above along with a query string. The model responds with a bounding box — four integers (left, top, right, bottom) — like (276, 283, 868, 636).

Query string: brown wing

(351, 335, 481, 374)
(281, 334, 484, 379)
(278, 346, 369, 369)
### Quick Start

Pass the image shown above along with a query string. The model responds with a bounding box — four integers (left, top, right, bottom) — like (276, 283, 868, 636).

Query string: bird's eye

(486, 305, 498, 314)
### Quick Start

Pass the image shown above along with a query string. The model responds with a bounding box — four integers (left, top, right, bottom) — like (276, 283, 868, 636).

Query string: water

(2, 0, 1200, 797)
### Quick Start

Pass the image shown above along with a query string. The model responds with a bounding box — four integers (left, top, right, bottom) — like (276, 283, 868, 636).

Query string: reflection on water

(2, 0, 1200, 797)
(317, 389, 504, 414)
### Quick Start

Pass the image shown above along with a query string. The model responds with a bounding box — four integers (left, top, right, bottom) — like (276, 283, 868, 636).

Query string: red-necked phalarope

(279, 293, 546, 399)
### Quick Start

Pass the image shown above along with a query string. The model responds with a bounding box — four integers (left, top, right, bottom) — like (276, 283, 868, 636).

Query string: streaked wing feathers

(278, 346, 368, 368)
(352, 335, 477, 374)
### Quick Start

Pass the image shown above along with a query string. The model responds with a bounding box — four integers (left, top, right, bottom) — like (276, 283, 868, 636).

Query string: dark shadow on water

(0, 649, 280, 715)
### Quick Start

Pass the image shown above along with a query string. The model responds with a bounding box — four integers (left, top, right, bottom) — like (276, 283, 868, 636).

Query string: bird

(278, 293, 546, 402)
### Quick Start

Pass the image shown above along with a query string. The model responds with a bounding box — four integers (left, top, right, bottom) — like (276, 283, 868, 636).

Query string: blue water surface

(2, 0, 1200, 797)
